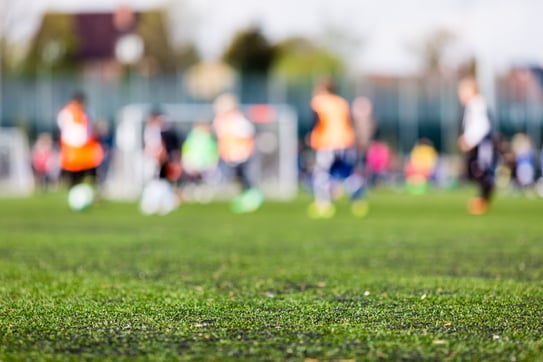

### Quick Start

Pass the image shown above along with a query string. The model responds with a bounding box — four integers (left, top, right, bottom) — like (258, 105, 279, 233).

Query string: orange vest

(310, 93, 355, 150)
(57, 102, 104, 172)
(214, 110, 255, 163)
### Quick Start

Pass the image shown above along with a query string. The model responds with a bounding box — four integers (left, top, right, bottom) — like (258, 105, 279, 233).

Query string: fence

(1, 73, 542, 154)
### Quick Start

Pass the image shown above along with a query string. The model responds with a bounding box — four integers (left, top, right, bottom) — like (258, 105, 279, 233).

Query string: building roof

(24, 7, 181, 74)
(73, 12, 139, 60)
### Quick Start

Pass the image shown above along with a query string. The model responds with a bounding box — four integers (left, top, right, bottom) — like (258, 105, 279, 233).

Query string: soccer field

(1, 190, 542, 361)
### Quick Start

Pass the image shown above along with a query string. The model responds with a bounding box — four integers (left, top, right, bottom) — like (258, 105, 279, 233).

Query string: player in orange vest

(57, 92, 104, 187)
(308, 79, 368, 218)
(213, 93, 262, 213)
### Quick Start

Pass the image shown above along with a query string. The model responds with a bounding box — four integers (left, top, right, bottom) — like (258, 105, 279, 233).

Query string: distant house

(23, 6, 181, 79)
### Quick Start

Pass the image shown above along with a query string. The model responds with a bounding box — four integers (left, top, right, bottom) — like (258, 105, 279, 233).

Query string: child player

(308, 79, 368, 218)
(213, 93, 263, 213)
(457, 76, 496, 215)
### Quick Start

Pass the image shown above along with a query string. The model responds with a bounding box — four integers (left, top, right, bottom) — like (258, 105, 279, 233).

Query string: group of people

(32, 92, 112, 195)
(306, 80, 370, 218)
(495, 132, 543, 194)
(139, 93, 264, 215)
(46, 75, 540, 216)
(306, 75, 501, 216)
(55, 92, 106, 189)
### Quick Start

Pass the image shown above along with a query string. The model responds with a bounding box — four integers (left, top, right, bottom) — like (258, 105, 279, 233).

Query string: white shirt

(462, 95, 491, 148)
(57, 108, 89, 147)
(214, 111, 255, 138)
(144, 123, 163, 154)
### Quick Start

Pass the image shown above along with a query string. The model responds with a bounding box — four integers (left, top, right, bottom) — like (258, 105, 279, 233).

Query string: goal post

(104, 103, 298, 201)
(0, 128, 35, 197)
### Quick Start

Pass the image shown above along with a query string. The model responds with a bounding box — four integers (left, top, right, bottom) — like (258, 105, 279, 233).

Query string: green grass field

(1, 190, 543, 361)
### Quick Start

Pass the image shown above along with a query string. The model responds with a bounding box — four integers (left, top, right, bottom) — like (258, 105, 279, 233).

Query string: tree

(0, 0, 38, 124)
(162, 0, 202, 71)
(19, 9, 197, 76)
(0, 0, 38, 71)
(272, 37, 344, 79)
(320, 23, 364, 72)
(21, 13, 79, 74)
(413, 28, 457, 75)
(137, 10, 193, 73)
(222, 26, 276, 75)
(175, 43, 200, 71)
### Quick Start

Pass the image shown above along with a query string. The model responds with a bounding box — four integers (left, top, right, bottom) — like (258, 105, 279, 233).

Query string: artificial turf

(0, 190, 542, 361)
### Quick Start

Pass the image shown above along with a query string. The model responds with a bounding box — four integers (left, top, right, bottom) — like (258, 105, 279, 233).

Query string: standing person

(511, 133, 536, 191)
(365, 139, 391, 186)
(94, 119, 113, 188)
(405, 138, 438, 195)
(351, 96, 376, 153)
(181, 121, 219, 180)
(308, 79, 368, 218)
(457, 76, 496, 215)
(139, 107, 181, 215)
(31, 133, 60, 191)
(143, 107, 181, 183)
(57, 91, 103, 188)
(213, 93, 263, 213)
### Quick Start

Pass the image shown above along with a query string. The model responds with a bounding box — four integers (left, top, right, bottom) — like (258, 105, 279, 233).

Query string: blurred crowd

(25, 79, 543, 215)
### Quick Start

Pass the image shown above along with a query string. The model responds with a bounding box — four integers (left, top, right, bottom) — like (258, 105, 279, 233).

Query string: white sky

(6, 0, 543, 75)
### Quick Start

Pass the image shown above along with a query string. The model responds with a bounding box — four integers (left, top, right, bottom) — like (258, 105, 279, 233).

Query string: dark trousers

(62, 168, 97, 188)
(224, 161, 252, 191)
(313, 148, 365, 203)
(466, 139, 495, 201)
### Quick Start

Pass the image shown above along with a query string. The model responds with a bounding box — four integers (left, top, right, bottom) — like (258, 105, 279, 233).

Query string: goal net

(0, 128, 34, 197)
(104, 103, 298, 201)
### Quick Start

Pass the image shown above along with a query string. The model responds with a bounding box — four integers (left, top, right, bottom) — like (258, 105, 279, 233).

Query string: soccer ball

(68, 183, 95, 211)
(230, 188, 263, 214)
(139, 179, 179, 215)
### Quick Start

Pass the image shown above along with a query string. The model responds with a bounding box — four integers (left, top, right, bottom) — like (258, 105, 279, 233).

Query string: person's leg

(64, 170, 84, 188)
(467, 171, 492, 215)
(346, 174, 366, 200)
(86, 168, 98, 185)
(308, 150, 336, 218)
(158, 161, 168, 180)
(480, 171, 494, 201)
(478, 139, 495, 199)
(468, 142, 494, 215)
(337, 148, 365, 201)
(84, 167, 102, 200)
(235, 161, 252, 191)
(313, 150, 334, 205)
(230, 160, 263, 213)
(466, 148, 479, 182)
(341, 148, 369, 217)
(97, 156, 109, 186)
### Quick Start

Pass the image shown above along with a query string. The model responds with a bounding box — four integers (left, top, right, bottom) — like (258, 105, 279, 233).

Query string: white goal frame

(104, 103, 298, 201)
(0, 128, 34, 197)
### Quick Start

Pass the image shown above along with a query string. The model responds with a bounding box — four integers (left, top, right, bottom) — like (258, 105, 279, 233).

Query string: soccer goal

(0, 128, 34, 197)
(104, 103, 298, 201)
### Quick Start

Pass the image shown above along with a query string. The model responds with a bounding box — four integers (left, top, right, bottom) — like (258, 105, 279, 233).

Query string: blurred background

(1, 0, 543, 197)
